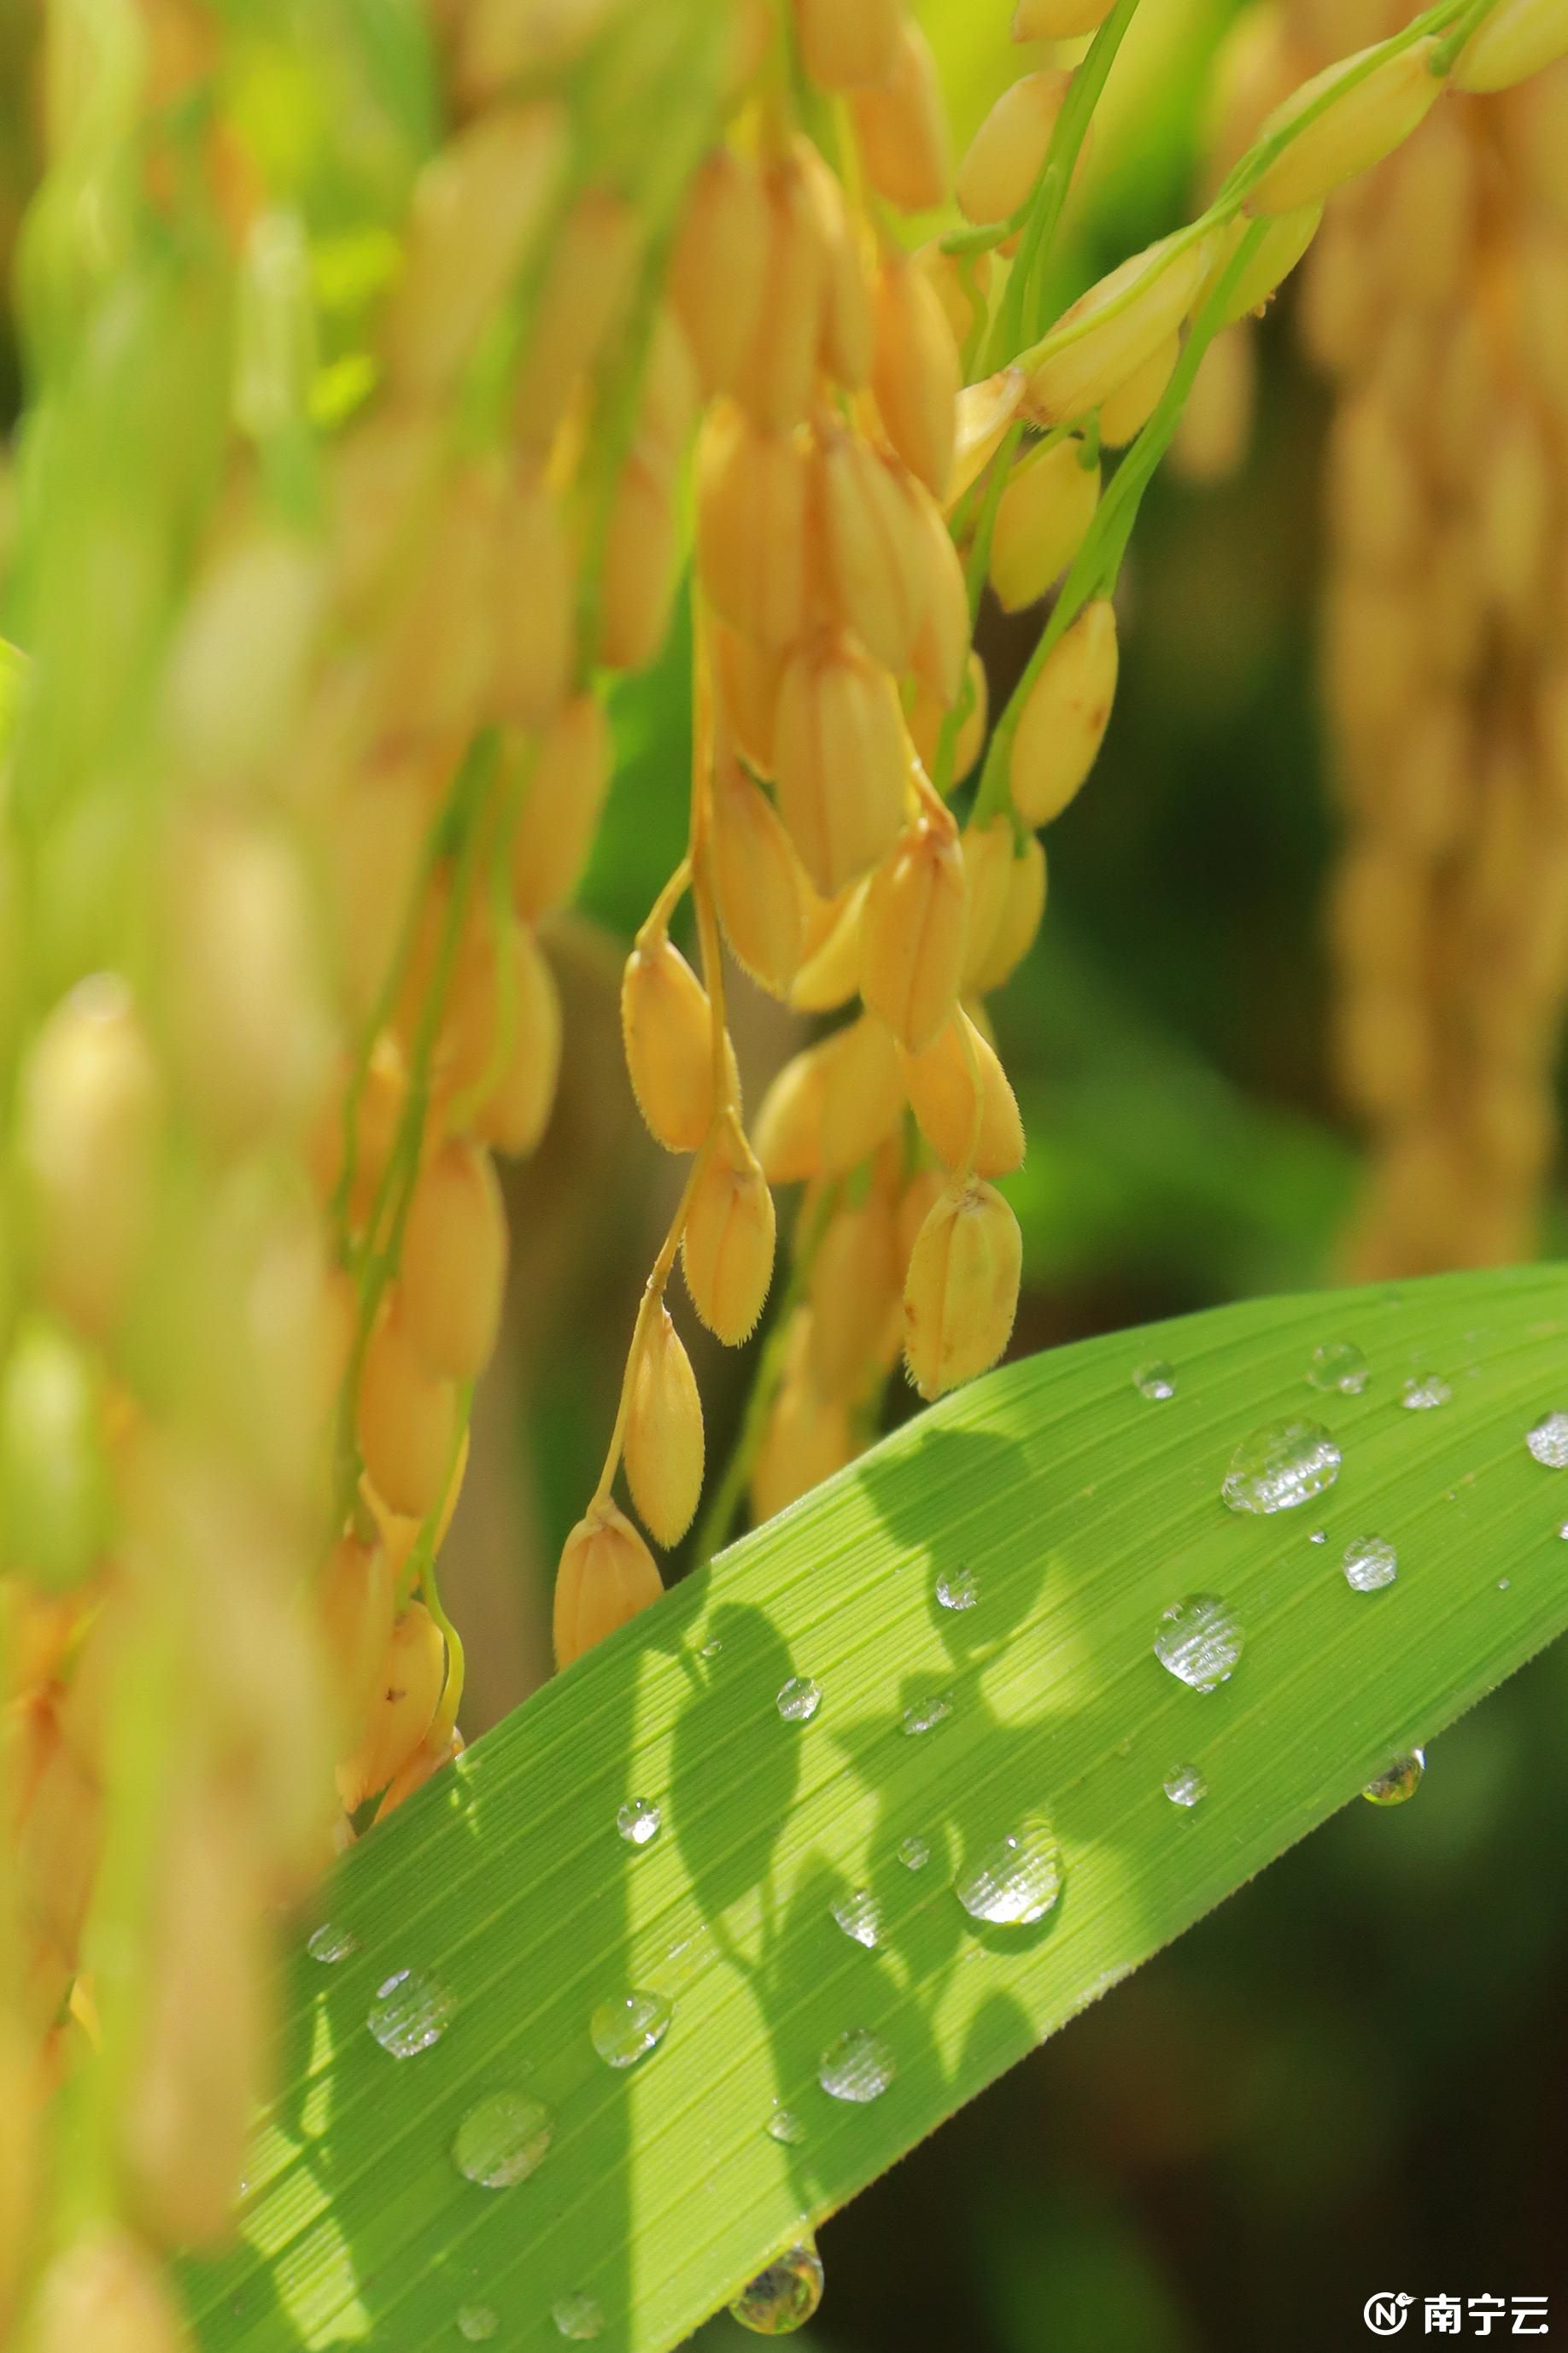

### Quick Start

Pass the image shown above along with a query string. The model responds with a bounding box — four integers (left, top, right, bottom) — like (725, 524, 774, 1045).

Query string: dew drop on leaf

(936, 1562, 978, 1611)
(954, 1816, 1063, 1927)
(589, 1991, 673, 2069)
(765, 2103, 807, 2145)
(1308, 1340, 1367, 1394)
(552, 2292, 605, 2341)
(366, 1968, 453, 2057)
(307, 1922, 357, 1964)
(457, 2307, 498, 2341)
(1163, 1764, 1207, 1808)
(830, 1888, 881, 1949)
(1133, 1360, 1176, 1401)
(818, 2026, 896, 2104)
(776, 1676, 821, 1723)
(898, 1834, 931, 1871)
(1342, 1535, 1398, 1593)
(1308, 1529, 1326, 1545)
(1525, 1411, 1568, 1467)
(1401, 1374, 1451, 1411)
(729, 2243, 825, 2336)
(1363, 1750, 1425, 1806)
(902, 1692, 952, 1735)
(1221, 1419, 1341, 1513)
(1153, 1595, 1243, 1692)
(616, 1798, 661, 1847)
(451, 2090, 553, 2188)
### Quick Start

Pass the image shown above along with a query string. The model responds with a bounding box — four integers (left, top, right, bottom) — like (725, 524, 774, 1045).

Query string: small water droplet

(1401, 1374, 1450, 1411)
(1163, 1764, 1207, 1808)
(955, 1816, 1063, 1927)
(452, 2091, 553, 2188)
(898, 1834, 931, 1871)
(1221, 1419, 1341, 1513)
(1153, 1595, 1243, 1692)
(1308, 1529, 1326, 1545)
(589, 1990, 673, 2069)
(1342, 1535, 1398, 1593)
(1308, 1340, 1367, 1395)
(1133, 1360, 1176, 1401)
(818, 2026, 895, 2104)
(552, 2292, 605, 2341)
(307, 1922, 358, 1965)
(776, 1676, 821, 1724)
(366, 1968, 453, 2057)
(729, 2243, 825, 2336)
(902, 1692, 952, 1735)
(616, 1798, 661, 1847)
(457, 2308, 498, 2342)
(1363, 1750, 1425, 1806)
(765, 2102, 807, 2145)
(1525, 1411, 1568, 1467)
(829, 1888, 881, 1949)
(936, 1563, 978, 1612)
(1498, 1577, 1511, 1590)
(700, 1638, 723, 1658)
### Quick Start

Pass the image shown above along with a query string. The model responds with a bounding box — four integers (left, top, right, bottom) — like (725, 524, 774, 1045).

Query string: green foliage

(190, 1264, 1568, 2351)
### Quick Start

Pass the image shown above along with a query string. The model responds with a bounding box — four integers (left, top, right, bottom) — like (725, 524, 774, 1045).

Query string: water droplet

(1308, 1340, 1367, 1395)
(1163, 1764, 1207, 1808)
(1308, 1529, 1326, 1545)
(1221, 1419, 1341, 1513)
(457, 2308, 498, 2342)
(830, 1888, 881, 1949)
(1526, 1410, 1568, 1467)
(1363, 1750, 1425, 1806)
(1153, 1595, 1243, 1692)
(1401, 1374, 1450, 1411)
(898, 1834, 931, 1871)
(452, 2090, 553, 2188)
(1498, 1577, 1511, 1591)
(1133, 1360, 1176, 1402)
(936, 1563, 978, 1612)
(1342, 1535, 1398, 1593)
(765, 2102, 807, 2145)
(955, 1816, 1063, 1927)
(729, 2243, 825, 2336)
(818, 2026, 895, 2104)
(589, 1990, 673, 2069)
(306, 1922, 358, 1965)
(699, 1638, 723, 1659)
(616, 1798, 661, 1847)
(366, 1968, 453, 2058)
(552, 2292, 605, 2341)
(902, 1692, 952, 1735)
(776, 1676, 821, 1724)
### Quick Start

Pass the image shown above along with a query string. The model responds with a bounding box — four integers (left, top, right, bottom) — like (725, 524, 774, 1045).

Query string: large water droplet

(1133, 1360, 1176, 1402)
(1363, 1750, 1425, 1806)
(1308, 1340, 1367, 1395)
(552, 2292, 605, 2341)
(765, 2103, 807, 2145)
(1221, 1420, 1341, 1513)
(366, 1968, 453, 2057)
(902, 1692, 952, 1735)
(452, 2090, 553, 2188)
(589, 1990, 673, 2069)
(1163, 1764, 1207, 1809)
(898, 1834, 931, 1871)
(457, 2308, 499, 2342)
(617, 1798, 661, 1847)
(830, 1888, 881, 1949)
(1153, 1595, 1243, 1692)
(936, 1563, 978, 1612)
(1526, 1411, 1568, 1467)
(817, 2026, 896, 2104)
(728, 2243, 825, 2336)
(776, 1676, 821, 1724)
(955, 1816, 1063, 1927)
(1342, 1534, 1397, 1593)
(307, 1923, 358, 1965)
(1401, 1374, 1450, 1411)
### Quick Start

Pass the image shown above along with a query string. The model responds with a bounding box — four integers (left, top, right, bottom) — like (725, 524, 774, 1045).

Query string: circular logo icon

(1364, 2292, 1413, 2336)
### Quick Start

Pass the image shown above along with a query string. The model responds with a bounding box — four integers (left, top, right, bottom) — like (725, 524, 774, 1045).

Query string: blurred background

(5, 0, 1568, 2344)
